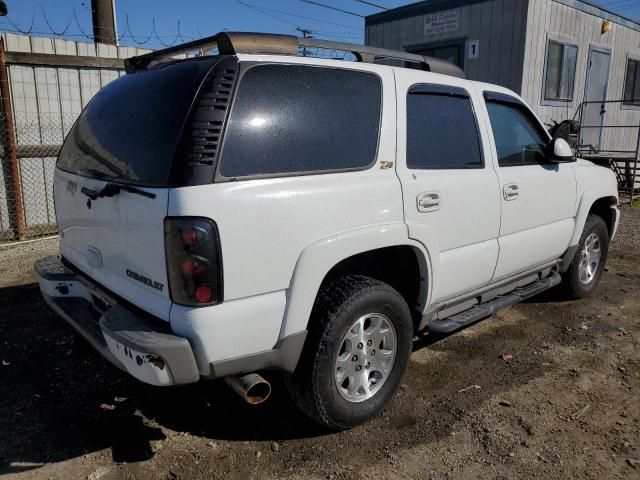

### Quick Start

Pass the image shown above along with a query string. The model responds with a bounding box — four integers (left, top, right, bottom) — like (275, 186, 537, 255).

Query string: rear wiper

(81, 182, 156, 200)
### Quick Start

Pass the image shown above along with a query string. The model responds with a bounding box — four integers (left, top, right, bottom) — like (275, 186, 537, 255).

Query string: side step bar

(429, 271, 562, 334)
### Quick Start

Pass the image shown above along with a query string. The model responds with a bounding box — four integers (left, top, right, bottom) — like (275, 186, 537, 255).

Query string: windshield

(57, 58, 218, 186)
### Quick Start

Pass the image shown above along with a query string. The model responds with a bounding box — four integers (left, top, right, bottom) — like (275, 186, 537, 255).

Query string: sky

(1, 0, 640, 49)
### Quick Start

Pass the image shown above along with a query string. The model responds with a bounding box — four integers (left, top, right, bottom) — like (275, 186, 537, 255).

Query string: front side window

(544, 40, 578, 102)
(485, 96, 549, 167)
(218, 64, 382, 178)
(406, 86, 483, 169)
(623, 58, 640, 106)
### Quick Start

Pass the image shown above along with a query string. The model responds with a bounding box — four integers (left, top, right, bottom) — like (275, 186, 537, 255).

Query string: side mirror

(548, 137, 575, 163)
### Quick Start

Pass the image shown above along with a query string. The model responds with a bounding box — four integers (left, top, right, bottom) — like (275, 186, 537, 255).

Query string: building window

(419, 44, 462, 68)
(544, 40, 578, 102)
(407, 40, 465, 69)
(623, 58, 640, 106)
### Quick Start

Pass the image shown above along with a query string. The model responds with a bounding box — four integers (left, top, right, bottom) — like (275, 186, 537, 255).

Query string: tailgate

(51, 58, 224, 321)
(55, 168, 171, 320)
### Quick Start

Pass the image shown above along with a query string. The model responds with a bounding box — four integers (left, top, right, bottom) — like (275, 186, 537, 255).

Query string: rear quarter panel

(168, 62, 408, 364)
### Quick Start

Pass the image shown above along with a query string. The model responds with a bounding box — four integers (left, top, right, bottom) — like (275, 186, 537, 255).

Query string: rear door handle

(417, 191, 440, 212)
(503, 184, 519, 201)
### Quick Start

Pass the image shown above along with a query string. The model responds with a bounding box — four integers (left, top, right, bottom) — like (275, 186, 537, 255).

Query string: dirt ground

(1, 207, 639, 480)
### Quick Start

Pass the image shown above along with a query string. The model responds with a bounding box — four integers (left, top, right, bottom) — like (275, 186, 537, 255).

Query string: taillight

(165, 217, 223, 306)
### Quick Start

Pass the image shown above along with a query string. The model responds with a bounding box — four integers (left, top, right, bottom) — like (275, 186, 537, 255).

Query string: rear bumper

(35, 256, 200, 386)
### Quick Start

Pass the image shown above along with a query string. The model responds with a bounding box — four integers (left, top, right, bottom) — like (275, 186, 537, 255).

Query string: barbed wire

(2, 2, 364, 48)
(5, 8, 35, 34)
(117, 14, 153, 44)
(72, 6, 93, 39)
(39, 5, 72, 36)
(3, 8, 195, 47)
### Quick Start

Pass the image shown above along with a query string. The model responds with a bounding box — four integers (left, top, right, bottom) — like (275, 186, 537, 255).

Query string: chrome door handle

(503, 184, 519, 201)
(417, 192, 440, 212)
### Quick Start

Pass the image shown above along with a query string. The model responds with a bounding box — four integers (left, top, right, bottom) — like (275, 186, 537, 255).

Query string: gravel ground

(0, 237, 59, 287)
(0, 206, 639, 480)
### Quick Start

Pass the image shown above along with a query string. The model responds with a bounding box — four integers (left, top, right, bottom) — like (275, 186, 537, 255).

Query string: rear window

(57, 59, 218, 186)
(218, 64, 382, 178)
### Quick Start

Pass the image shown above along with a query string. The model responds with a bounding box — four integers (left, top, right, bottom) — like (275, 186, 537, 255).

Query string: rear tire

(286, 275, 413, 430)
(561, 214, 609, 299)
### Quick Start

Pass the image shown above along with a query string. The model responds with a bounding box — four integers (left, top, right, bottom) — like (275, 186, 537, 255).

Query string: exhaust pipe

(224, 373, 271, 405)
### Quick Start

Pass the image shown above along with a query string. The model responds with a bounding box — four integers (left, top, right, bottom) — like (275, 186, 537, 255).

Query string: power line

(234, 0, 300, 27)
(226, 0, 363, 31)
(230, 0, 364, 43)
(296, 0, 365, 18)
(349, 0, 387, 10)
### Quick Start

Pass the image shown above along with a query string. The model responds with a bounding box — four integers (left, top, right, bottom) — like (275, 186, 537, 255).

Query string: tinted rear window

(218, 64, 382, 178)
(406, 88, 483, 169)
(57, 59, 217, 186)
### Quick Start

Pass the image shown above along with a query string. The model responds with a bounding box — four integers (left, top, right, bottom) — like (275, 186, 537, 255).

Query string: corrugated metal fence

(0, 33, 151, 244)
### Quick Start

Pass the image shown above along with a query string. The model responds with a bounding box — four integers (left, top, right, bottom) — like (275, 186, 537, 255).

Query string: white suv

(36, 32, 619, 429)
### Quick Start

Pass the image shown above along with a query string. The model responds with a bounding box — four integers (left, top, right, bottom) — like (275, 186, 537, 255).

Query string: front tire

(286, 275, 413, 430)
(561, 214, 609, 299)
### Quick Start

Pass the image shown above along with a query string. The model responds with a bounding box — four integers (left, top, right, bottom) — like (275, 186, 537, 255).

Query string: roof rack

(124, 31, 466, 79)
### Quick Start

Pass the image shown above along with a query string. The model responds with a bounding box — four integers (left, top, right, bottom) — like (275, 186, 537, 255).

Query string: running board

(428, 271, 562, 335)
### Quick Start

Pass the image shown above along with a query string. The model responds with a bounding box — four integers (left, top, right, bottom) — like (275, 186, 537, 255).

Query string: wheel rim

(578, 232, 602, 285)
(334, 313, 397, 403)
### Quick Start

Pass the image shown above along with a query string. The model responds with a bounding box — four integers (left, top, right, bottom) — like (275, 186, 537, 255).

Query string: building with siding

(366, 0, 640, 156)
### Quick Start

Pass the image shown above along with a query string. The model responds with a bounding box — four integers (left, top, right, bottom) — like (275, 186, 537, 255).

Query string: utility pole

(92, 0, 118, 45)
(296, 28, 313, 57)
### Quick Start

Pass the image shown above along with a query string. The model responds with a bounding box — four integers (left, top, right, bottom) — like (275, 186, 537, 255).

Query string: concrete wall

(366, 0, 529, 93)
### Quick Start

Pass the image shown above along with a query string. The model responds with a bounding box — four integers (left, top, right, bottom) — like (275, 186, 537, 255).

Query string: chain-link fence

(0, 113, 78, 244)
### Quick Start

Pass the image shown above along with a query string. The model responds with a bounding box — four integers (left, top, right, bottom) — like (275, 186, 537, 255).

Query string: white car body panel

(54, 168, 172, 321)
(395, 71, 501, 303)
(470, 83, 578, 281)
(570, 159, 620, 245)
(281, 223, 431, 338)
(45, 53, 620, 377)
(170, 290, 287, 375)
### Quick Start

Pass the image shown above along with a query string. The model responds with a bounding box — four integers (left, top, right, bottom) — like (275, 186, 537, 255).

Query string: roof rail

(124, 31, 466, 79)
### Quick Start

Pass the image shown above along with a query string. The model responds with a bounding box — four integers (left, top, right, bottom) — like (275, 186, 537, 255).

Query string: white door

(581, 47, 611, 152)
(480, 91, 577, 280)
(396, 75, 501, 304)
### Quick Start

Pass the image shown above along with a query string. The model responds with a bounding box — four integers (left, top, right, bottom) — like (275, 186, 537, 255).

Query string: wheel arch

(560, 190, 617, 272)
(281, 223, 431, 339)
(569, 189, 618, 247)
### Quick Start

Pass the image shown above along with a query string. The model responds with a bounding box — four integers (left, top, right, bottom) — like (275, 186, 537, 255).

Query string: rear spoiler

(124, 31, 466, 79)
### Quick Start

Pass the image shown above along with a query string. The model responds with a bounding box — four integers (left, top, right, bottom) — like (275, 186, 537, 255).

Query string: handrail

(572, 98, 640, 202)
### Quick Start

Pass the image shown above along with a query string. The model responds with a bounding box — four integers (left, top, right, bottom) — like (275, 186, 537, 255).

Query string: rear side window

(406, 85, 483, 169)
(218, 64, 382, 178)
(58, 59, 218, 186)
